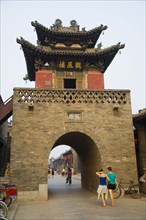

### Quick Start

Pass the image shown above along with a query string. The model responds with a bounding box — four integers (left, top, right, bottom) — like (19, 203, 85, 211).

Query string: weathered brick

(10, 88, 138, 198)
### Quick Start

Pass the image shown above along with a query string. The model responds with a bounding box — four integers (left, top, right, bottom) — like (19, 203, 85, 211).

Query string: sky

(49, 145, 70, 159)
(0, 0, 145, 157)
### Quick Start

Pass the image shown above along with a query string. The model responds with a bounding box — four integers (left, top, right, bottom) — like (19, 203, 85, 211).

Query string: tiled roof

(17, 37, 125, 81)
(31, 21, 107, 48)
(17, 20, 125, 81)
(17, 37, 124, 57)
(133, 109, 146, 121)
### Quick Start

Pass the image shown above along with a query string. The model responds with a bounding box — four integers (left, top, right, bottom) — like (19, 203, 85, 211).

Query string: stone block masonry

(10, 88, 138, 200)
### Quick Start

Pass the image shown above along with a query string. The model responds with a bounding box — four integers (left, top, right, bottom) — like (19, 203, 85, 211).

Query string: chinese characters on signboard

(58, 60, 82, 71)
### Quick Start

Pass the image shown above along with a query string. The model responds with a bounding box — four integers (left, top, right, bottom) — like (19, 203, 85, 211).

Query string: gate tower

(11, 19, 137, 200)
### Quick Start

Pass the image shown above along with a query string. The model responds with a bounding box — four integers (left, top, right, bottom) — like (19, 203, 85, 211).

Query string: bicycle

(114, 179, 141, 199)
(0, 201, 8, 218)
(0, 183, 17, 207)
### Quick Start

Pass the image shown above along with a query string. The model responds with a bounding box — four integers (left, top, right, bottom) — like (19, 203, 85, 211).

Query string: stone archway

(10, 88, 138, 201)
(50, 131, 102, 193)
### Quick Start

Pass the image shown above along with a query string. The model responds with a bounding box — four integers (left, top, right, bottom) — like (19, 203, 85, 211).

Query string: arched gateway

(10, 19, 137, 200)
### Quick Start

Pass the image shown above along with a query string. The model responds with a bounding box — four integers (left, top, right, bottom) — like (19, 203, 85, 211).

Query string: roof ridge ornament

(70, 20, 79, 31)
(97, 42, 102, 50)
(81, 27, 86, 32)
(51, 19, 62, 31)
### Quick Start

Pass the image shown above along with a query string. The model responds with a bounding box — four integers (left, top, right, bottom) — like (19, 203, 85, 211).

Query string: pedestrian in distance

(139, 172, 145, 194)
(51, 168, 55, 178)
(65, 168, 72, 185)
(96, 169, 109, 207)
(48, 167, 51, 178)
(62, 168, 65, 176)
(106, 167, 118, 207)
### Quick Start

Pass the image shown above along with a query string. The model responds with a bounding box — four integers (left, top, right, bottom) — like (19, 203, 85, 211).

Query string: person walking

(96, 169, 109, 207)
(51, 168, 55, 178)
(65, 168, 72, 184)
(106, 167, 118, 207)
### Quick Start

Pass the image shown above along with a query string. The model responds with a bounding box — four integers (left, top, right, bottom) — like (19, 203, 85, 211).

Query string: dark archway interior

(52, 131, 101, 193)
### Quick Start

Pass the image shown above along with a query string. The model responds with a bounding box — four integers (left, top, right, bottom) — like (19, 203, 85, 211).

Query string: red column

(35, 70, 53, 88)
(87, 69, 104, 89)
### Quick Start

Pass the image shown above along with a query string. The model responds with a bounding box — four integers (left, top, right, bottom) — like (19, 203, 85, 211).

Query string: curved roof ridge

(31, 20, 107, 35)
(31, 20, 50, 32)
(97, 42, 125, 53)
(17, 37, 125, 55)
(17, 37, 37, 49)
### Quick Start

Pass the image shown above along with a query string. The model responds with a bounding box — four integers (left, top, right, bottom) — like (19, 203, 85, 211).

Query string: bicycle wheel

(0, 201, 8, 218)
(4, 197, 12, 207)
(129, 184, 141, 199)
(114, 186, 122, 199)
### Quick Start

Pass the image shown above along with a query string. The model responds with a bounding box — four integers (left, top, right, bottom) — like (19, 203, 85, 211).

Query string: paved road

(8, 174, 146, 220)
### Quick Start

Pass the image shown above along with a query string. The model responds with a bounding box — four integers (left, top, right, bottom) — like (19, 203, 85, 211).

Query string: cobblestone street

(8, 174, 146, 220)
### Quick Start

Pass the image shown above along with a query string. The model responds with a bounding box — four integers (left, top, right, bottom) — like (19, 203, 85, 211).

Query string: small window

(64, 79, 76, 89)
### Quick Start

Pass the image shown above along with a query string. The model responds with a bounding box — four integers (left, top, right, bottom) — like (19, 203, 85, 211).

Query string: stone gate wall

(10, 88, 138, 200)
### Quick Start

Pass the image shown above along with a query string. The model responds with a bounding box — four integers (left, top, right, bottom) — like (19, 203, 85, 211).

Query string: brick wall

(10, 88, 138, 199)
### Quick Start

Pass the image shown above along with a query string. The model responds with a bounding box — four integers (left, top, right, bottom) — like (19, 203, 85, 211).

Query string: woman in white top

(96, 169, 109, 207)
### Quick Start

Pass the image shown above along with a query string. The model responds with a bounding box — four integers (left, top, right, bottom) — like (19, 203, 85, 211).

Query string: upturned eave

(31, 20, 107, 48)
(17, 37, 125, 81)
